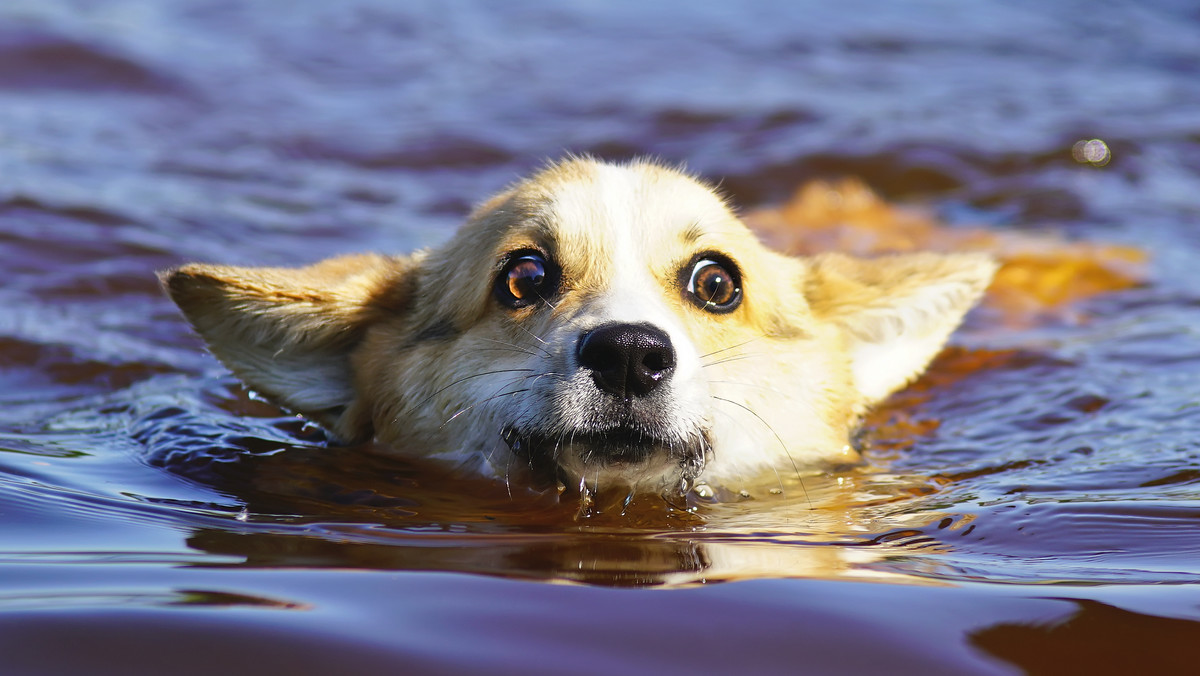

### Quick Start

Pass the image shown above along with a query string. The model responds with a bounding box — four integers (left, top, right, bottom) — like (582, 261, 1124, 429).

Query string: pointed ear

(160, 253, 418, 442)
(804, 252, 997, 403)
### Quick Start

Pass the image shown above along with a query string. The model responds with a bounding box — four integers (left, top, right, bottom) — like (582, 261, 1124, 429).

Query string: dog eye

(687, 257, 742, 313)
(495, 252, 559, 308)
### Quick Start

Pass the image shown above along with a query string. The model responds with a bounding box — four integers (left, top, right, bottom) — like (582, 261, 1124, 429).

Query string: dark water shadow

(971, 599, 1200, 674)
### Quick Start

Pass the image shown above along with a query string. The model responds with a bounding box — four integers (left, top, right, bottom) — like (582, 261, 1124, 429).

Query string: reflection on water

(3, 0, 1200, 673)
(16, 345, 1198, 590)
(971, 600, 1200, 674)
(129, 391, 938, 586)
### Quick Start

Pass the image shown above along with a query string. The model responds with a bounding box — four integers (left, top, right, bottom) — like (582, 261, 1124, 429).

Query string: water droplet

(572, 477, 596, 519)
(1071, 138, 1111, 166)
(501, 426, 521, 450)
(678, 476, 692, 496)
(693, 483, 714, 499)
(769, 487, 783, 495)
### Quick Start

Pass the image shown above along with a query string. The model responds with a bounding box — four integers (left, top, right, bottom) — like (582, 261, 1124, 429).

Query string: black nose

(577, 322, 676, 398)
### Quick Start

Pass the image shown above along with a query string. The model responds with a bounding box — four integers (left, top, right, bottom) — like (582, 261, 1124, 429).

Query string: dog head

(164, 158, 994, 495)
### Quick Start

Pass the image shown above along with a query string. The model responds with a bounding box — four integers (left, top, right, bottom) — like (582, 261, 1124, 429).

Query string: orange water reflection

(746, 178, 1147, 326)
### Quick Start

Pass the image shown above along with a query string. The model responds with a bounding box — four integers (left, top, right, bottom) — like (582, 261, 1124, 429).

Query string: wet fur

(163, 158, 995, 495)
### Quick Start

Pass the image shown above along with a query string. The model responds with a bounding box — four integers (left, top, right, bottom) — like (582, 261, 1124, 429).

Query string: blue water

(2, 1, 1200, 673)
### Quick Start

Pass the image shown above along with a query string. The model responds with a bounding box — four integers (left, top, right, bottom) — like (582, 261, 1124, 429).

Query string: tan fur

(163, 158, 995, 494)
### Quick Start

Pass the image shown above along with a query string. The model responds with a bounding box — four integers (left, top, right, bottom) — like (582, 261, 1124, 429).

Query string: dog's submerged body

(165, 158, 995, 496)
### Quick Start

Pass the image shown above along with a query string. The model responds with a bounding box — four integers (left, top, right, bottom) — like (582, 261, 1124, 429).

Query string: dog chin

(502, 425, 710, 493)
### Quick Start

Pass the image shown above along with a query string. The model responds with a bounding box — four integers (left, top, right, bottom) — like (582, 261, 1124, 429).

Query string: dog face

(164, 158, 994, 495)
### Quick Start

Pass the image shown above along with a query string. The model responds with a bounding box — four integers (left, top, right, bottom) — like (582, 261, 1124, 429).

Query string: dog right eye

(685, 254, 743, 314)
(494, 252, 559, 308)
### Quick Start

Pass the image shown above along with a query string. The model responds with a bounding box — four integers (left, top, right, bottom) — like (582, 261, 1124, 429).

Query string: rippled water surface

(3, 1, 1200, 674)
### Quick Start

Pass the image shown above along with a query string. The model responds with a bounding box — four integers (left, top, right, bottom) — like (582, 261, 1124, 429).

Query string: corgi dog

(163, 157, 995, 498)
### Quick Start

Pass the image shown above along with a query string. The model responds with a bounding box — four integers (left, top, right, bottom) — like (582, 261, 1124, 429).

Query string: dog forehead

(536, 162, 737, 281)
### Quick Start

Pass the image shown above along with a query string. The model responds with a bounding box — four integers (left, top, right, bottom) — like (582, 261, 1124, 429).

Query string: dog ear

(804, 252, 996, 404)
(161, 253, 418, 442)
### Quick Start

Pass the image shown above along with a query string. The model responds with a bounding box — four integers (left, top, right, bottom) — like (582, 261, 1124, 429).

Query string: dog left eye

(687, 257, 742, 312)
(495, 252, 558, 308)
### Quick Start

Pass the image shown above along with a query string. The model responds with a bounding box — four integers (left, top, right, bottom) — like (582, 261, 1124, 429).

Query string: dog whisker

(475, 336, 551, 360)
(439, 369, 570, 432)
(471, 345, 545, 359)
(522, 372, 568, 387)
(711, 395, 812, 509)
(510, 320, 552, 348)
(535, 288, 561, 312)
(707, 379, 793, 398)
(483, 436, 505, 478)
(553, 432, 566, 466)
(708, 406, 786, 495)
(504, 444, 514, 500)
(699, 334, 766, 360)
(410, 368, 535, 412)
(440, 388, 530, 429)
(701, 352, 769, 369)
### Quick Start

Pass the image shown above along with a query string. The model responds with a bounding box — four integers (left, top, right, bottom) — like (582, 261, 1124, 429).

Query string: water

(3, 1, 1200, 673)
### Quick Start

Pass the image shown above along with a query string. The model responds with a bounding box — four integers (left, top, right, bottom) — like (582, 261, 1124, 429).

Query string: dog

(163, 157, 995, 498)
